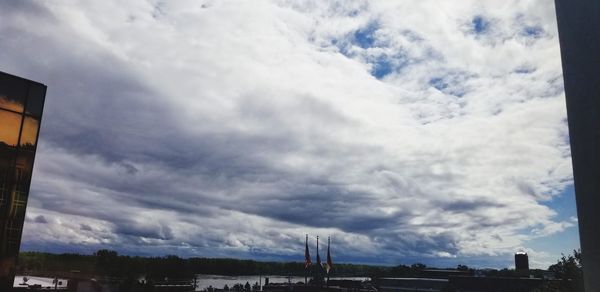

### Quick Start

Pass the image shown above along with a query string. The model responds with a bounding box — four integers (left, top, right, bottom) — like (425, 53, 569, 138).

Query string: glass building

(0, 71, 46, 288)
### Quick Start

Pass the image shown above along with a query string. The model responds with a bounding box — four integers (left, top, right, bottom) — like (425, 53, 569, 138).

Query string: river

(194, 275, 369, 291)
(14, 274, 369, 290)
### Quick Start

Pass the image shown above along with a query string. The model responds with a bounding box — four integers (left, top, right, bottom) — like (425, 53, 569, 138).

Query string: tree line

(16, 250, 463, 279)
(16, 249, 582, 289)
(17, 250, 391, 279)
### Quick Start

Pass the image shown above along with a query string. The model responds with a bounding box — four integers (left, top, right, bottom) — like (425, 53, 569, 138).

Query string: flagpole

(316, 235, 320, 286)
(327, 236, 330, 286)
(305, 234, 308, 285)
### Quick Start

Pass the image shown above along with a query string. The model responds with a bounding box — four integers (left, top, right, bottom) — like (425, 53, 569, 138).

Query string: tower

(514, 252, 529, 271)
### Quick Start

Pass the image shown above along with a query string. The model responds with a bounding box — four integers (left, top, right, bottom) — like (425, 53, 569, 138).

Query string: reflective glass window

(10, 188, 27, 217)
(0, 132, 16, 209)
(0, 168, 9, 210)
(0, 148, 15, 211)
(19, 116, 39, 150)
(14, 152, 33, 192)
(25, 83, 46, 118)
(0, 109, 22, 147)
(0, 75, 27, 113)
(5, 219, 22, 253)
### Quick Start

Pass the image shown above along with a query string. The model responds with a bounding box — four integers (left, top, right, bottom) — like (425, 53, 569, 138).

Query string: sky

(0, 0, 580, 269)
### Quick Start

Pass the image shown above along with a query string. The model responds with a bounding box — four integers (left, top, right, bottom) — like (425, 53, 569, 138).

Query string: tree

(410, 263, 426, 276)
(391, 264, 410, 277)
(456, 265, 469, 271)
(538, 249, 584, 292)
(94, 249, 119, 276)
(548, 249, 582, 280)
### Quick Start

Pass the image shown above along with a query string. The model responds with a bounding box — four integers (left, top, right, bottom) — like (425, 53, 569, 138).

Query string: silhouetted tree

(410, 263, 426, 276)
(543, 249, 583, 292)
(390, 264, 411, 277)
(94, 249, 119, 276)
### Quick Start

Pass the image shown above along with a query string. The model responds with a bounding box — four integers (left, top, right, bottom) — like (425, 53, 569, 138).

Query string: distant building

(0, 71, 46, 289)
(515, 252, 529, 271)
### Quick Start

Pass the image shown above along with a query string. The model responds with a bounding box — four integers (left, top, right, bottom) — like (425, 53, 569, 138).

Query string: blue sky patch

(514, 66, 536, 74)
(430, 77, 448, 91)
(546, 185, 577, 222)
(472, 16, 490, 34)
(334, 23, 410, 79)
(371, 58, 394, 79)
(527, 185, 580, 256)
(429, 73, 469, 97)
(353, 22, 379, 49)
(331, 38, 351, 57)
(369, 53, 409, 79)
(522, 26, 544, 38)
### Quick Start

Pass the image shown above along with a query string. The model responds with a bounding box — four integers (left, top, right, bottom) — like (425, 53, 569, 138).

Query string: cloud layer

(0, 0, 574, 268)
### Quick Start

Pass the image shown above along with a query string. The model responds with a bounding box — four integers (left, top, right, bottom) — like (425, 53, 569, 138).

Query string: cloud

(34, 215, 48, 224)
(0, 0, 575, 268)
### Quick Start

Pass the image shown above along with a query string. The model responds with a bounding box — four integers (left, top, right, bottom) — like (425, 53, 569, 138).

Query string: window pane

(14, 151, 34, 192)
(25, 83, 46, 118)
(0, 109, 22, 147)
(19, 116, 39, 150)
(0, 74, 27, 113)
(0, 149, 15, 211)
(5, 219, 23, 254)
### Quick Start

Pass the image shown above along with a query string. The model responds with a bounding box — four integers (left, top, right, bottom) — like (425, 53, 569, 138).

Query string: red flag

(304, 235, 312, 269)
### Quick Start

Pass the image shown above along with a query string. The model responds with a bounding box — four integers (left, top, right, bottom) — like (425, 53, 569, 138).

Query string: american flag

(316, 236, 321, 268)
(325, 237, 333, 274)
(304, 235, 312, 269)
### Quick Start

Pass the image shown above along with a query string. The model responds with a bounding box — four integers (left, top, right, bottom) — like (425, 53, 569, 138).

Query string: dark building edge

(554, 1, 600, 291)
(0, 71, 46, 88)
(0, 70, 47, 290)
(13, 74, 47, 281)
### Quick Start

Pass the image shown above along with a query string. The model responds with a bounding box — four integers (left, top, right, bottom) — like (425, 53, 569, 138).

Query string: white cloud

(0, 0, 574, 268)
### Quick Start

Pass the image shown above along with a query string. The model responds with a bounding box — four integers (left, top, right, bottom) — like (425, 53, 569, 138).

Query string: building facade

(0, 71, 46, 289)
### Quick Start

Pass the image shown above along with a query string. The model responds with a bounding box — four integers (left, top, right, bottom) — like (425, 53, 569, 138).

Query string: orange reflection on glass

(19, 116, 39, 149)
(0, 109, 22, 147)
(14, 152, 34, 186)
(0, 95, 24, 113)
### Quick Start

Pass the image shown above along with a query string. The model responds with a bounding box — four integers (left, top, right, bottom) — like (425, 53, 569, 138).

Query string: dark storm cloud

(34, 215, 48, 224)
(440, 199, 506, 212)
(0, 0, 49, 19)
(237, 186, 411, 233)
(373, 231, 460, 255)
(115, 222, 174, 241)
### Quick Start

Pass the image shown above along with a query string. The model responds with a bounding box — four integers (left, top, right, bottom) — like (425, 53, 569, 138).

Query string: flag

(325, 237, 333, 274)
(316, 236, 321, 268)
(304, 235, 312, 269)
